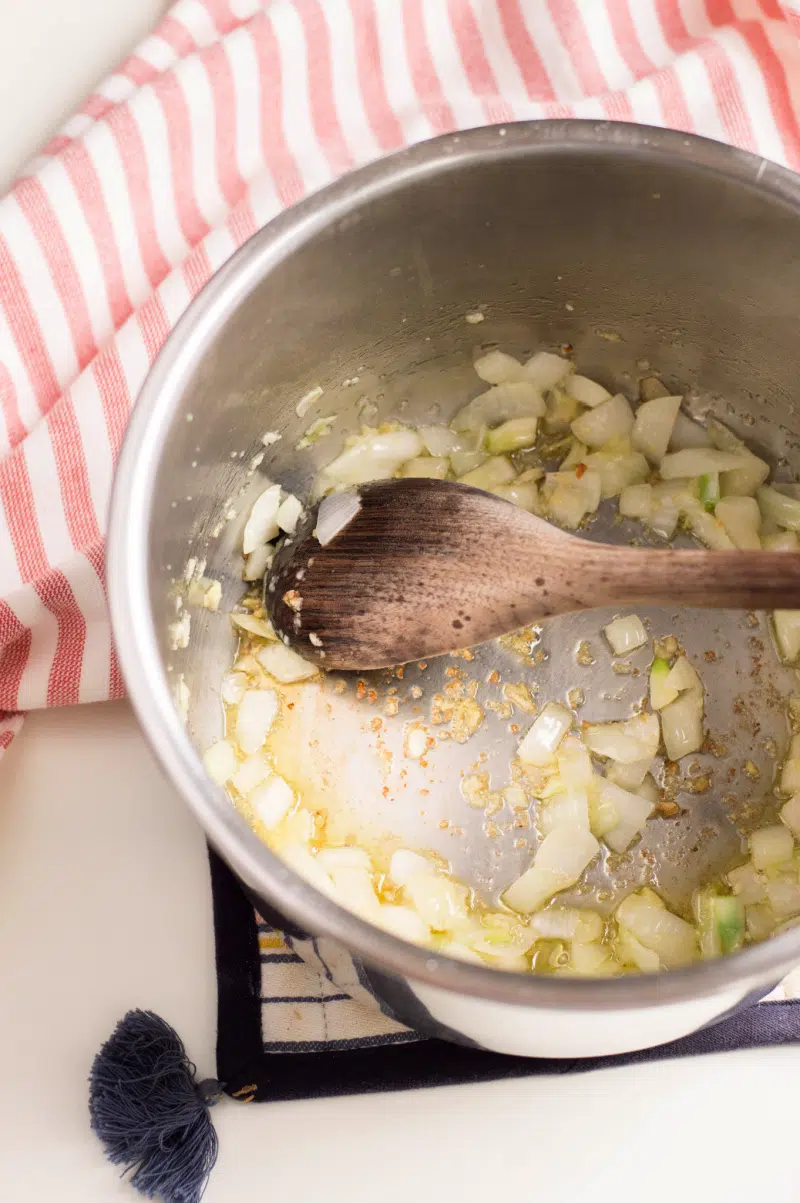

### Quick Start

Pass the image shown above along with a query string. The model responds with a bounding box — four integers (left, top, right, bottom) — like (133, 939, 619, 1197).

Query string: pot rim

(108, 119, 800, 1010)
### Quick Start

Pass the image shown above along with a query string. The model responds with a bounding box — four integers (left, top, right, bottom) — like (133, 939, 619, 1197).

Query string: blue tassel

(89, 1009, 221, 1203)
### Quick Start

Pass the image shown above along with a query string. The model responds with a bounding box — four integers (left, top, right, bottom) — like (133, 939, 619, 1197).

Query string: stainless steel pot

(108, 121, 800, 1058)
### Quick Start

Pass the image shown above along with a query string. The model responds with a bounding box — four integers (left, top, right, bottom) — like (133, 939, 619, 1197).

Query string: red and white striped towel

(1, 0, 800, 757)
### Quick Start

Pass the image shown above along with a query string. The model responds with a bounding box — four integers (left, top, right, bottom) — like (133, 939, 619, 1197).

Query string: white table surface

(1, 4, 800, 1201)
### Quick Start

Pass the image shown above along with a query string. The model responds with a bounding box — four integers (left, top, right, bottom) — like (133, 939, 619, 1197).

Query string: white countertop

(1, 5, 800, 1201)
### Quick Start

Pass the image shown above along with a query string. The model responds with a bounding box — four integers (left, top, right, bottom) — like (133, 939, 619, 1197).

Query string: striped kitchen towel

(2, 0, 800, 756)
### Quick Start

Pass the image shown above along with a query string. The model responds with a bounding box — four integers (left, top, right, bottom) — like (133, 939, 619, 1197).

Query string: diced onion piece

(617, 927, 661, 972)
(517, 702, 572, 766)
(631, 395, 681, 463)
(531, 906, 604, 942)
(726, 862, 767, 905)
(231, 751, 273, 796)
(324, 430, 424, 485)
(603, 614, 647, 656)
(619, 483, 653, 520)
(564, 375, 611, 408)
(221, 671, 248, 707)
(757, 485, 800, 531)
(459, 455, 516, 490)
(389, 849, 436, 888)
(600, 781, 655, 853)
(523, 350, 573, 390)
(202, 739, 238, 785)
(637, 774, 660, 806)
(661, 688, 704, 761)
(664, 655, 702, 694)
(780, 793, 800, 839)
(503, 825, 599, 913)
(419, 425, 466, 457)
(746, 902, 777, 942)
(680, 497, 735, 550)
(616, 891, 697, 968)
(257, 643, 318, 683)
(584, 446, 649, 499)
(243, 543, 275, 581)
(242, 483, 281, 553)
(706, 418, 771, 497)
(557, 736, 594, 790)
(583, 713, 660, 764)
(231, 612, 278, 640)
(403, 873, 470, 933)
(400, 456, 449, 479)
(650, 657, 679, 710)
(607, 757, 652, 790)
(474, 349, 524, 384)
(317, 846, 373, 872)
(659, 448, 751, 479)
(570, 393, 634, 448)
(452, 381, 545, 433)
(276, 493, 303, 534)
(543, 389, 581, 432)
(280, 844, 336, 895)
(236, 688, 279, 754)
(569, 941, 619, 977)
(251, 774, 295, 829)
(765, 876, 800, 921)
(773, 611, 800, 664)
(450, 449, 486, 476)
(539, 790, 590, 835)
(373, 905, 430, 943)
(715, 496, 761, 549)
(543, 468, 602, 529)
(328, 863, 382, 921)
(669, 411, 711, 451)
(781, 757, 800, 794)
(491, 482, 541, 513)
(749, 824, 794, 870)
(763, 531, 799, 552)
(486, 417, 539, 454)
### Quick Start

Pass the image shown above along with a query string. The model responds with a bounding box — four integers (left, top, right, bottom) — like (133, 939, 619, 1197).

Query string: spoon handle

(576, 546, 800, 613)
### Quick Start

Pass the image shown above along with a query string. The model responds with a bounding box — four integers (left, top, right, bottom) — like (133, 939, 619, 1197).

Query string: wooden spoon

(265, 477, 800, 670)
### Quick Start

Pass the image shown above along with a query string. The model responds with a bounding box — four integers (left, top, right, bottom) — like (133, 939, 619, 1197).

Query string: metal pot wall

(108, 121, 800, 1057)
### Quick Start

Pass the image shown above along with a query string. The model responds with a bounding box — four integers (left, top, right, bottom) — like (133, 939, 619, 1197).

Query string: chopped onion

(452, 381, 545, 433)
(543, 468, 602, 529)
(276, 493, 303, 534)
(564, 375, 611, 408)
(486, 417, 539, 454)
(517, 702, 573, 766)
(661, 688, 704, 761)
(544, 389, 581, 432)
(680, 497, 735, 550)
(419, 425, 466, 457)
(231, 751, 273, 796)
(706, 418, 770, 497)
(236, 688, 279, 754)
(669, 411, 711, 451)
(373, 904, 430, 943)
(616, 891, 697, 968)
(531, 906, 604, 942)
(316, 846, 373, 872)
(491, 482, 541, 513)
(714, 496, 761, 549)
(458, 455, 516, 490)
(603, 614, 647, 656)
(561, 438, 588, 469)
(664, 655, 702, 694)
(583, 713, 660, 764)
(389, 849, 435, 887)
(726, 862, 767, 905)
(617, 927, 661, 972)
(781, 756, 800, 794)
(606, 757, 652, 790)
(474, 350, 524, 384)
(315, 491, 361, 546)
(757, 484, 800, 531)
(780, 793, 800, 839)
(251, 774, 295, 829)
(749, 824, 794, 870)
(765, 876, 800, 920)
(763, 531, 799, 551)
(257, 643, 318, 684)
(557, 736, 594, 790)
(502, 825, 600, 914)
(569, 941, 619, 976)
(450, 448, 487, 476)
(243, 483, 281, 553)
(649, 657, 679, 710)
(403, 873, 470, 932)
(221, 671, 248, 707)
(322, 430, 423, 486)
(539, 789, 590, 835)
(773, 611, 800, 664)
(619, 482, 653, 520)
(584, 446, 649, 499)
(400, 456, 449, 479)
(631, 395, 681, 463)
(659, 448, 750, 480)
(600, 781, 654, 853)
(243, 543, 275, 582)
(327, 864, 382, 921)
(570, 393, 634, 448)
(202, 739, 238, 785)
(523, 350, 573, 390)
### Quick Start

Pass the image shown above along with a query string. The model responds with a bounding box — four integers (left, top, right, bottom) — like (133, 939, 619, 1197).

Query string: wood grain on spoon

(265, 478, 800, 670)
